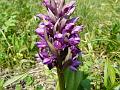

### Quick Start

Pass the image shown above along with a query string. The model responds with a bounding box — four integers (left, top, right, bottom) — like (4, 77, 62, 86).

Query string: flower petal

(69, 37, 80, 45)
(35, 28, 44, 36)
(65, 23, 74, 30)
(62, 23, 74, 33)
(54, 40, 62, 49)
(70, 59, 80, 71)
(67, 17, 79, 23)
(43, 58, 51, 64)
(40, 51, 49, 58)
(66, 6, 75, 16)
(70, 46, 80, 55)
(35, 40, 47, 48)
(36, 14, 50, 20)
(43, 0, 50, 9)
(71, 25, 83, 34)
(60, 1, 75, 16)
(54, 33, 63, 39)
(70, 66, 77, 71)
(72, 60, 80, 67)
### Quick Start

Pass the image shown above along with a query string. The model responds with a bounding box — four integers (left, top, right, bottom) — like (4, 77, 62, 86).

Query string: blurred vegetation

(0, 0, 43, 69)
(0, 0, 120, 90)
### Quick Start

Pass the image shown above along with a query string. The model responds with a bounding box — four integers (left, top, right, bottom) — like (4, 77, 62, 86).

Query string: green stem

(57, 67, 65, 90)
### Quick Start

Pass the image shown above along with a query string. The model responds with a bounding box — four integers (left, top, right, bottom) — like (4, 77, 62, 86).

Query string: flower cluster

(35, 0, 83, 71)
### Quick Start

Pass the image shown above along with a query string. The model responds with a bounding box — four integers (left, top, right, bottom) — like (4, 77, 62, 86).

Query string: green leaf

(3, 73, 28, 87)
(35, 85, 44, 90)
(56, 81, 60, 90)
(15, 84, 21, 90)
(104, 59, 108, 87)
(0, 79, 4, 87)
(0, 79, 4, 90)
(81, 79, 91, 90)
(115, 68, 120, 75)
(64, 69, 74, 90)
(24, 75, 34, 86)
(64, 69, 83, 90)
(104, 59, 116, 89)
(108, 62, 116, 86)
(74, 71, 83, 90)
(0, 87, 4, 90)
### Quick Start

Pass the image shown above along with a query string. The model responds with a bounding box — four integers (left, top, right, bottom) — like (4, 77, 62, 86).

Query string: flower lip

(54, 33, 63, 39)
(38, 22, 45, 27)
(35, 41, 47, 48)
(40, 51, 49, 59)
(70, 46, 80, 55)
(69, 36, 80, 45)
(62, 23, 75, 34)
(72, 60, 81, 67)
(71, 26, 83, 34)
(70, 59, 81, 71)
(54, 40, 62, 49)
(43, 58, 51, 64)
(35, 28, 44, 35)
(44, 21, 53, 29)
(65, 23, 74, 30)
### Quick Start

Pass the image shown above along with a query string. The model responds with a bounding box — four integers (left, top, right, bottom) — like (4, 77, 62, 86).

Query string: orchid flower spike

(35, 0, 83, 71)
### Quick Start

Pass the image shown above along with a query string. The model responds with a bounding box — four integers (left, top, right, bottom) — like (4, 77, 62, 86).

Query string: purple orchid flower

(35, 0, 83, 71)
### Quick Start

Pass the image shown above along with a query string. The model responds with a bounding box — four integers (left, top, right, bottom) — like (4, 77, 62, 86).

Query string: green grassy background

(0, 0, 120, 90)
